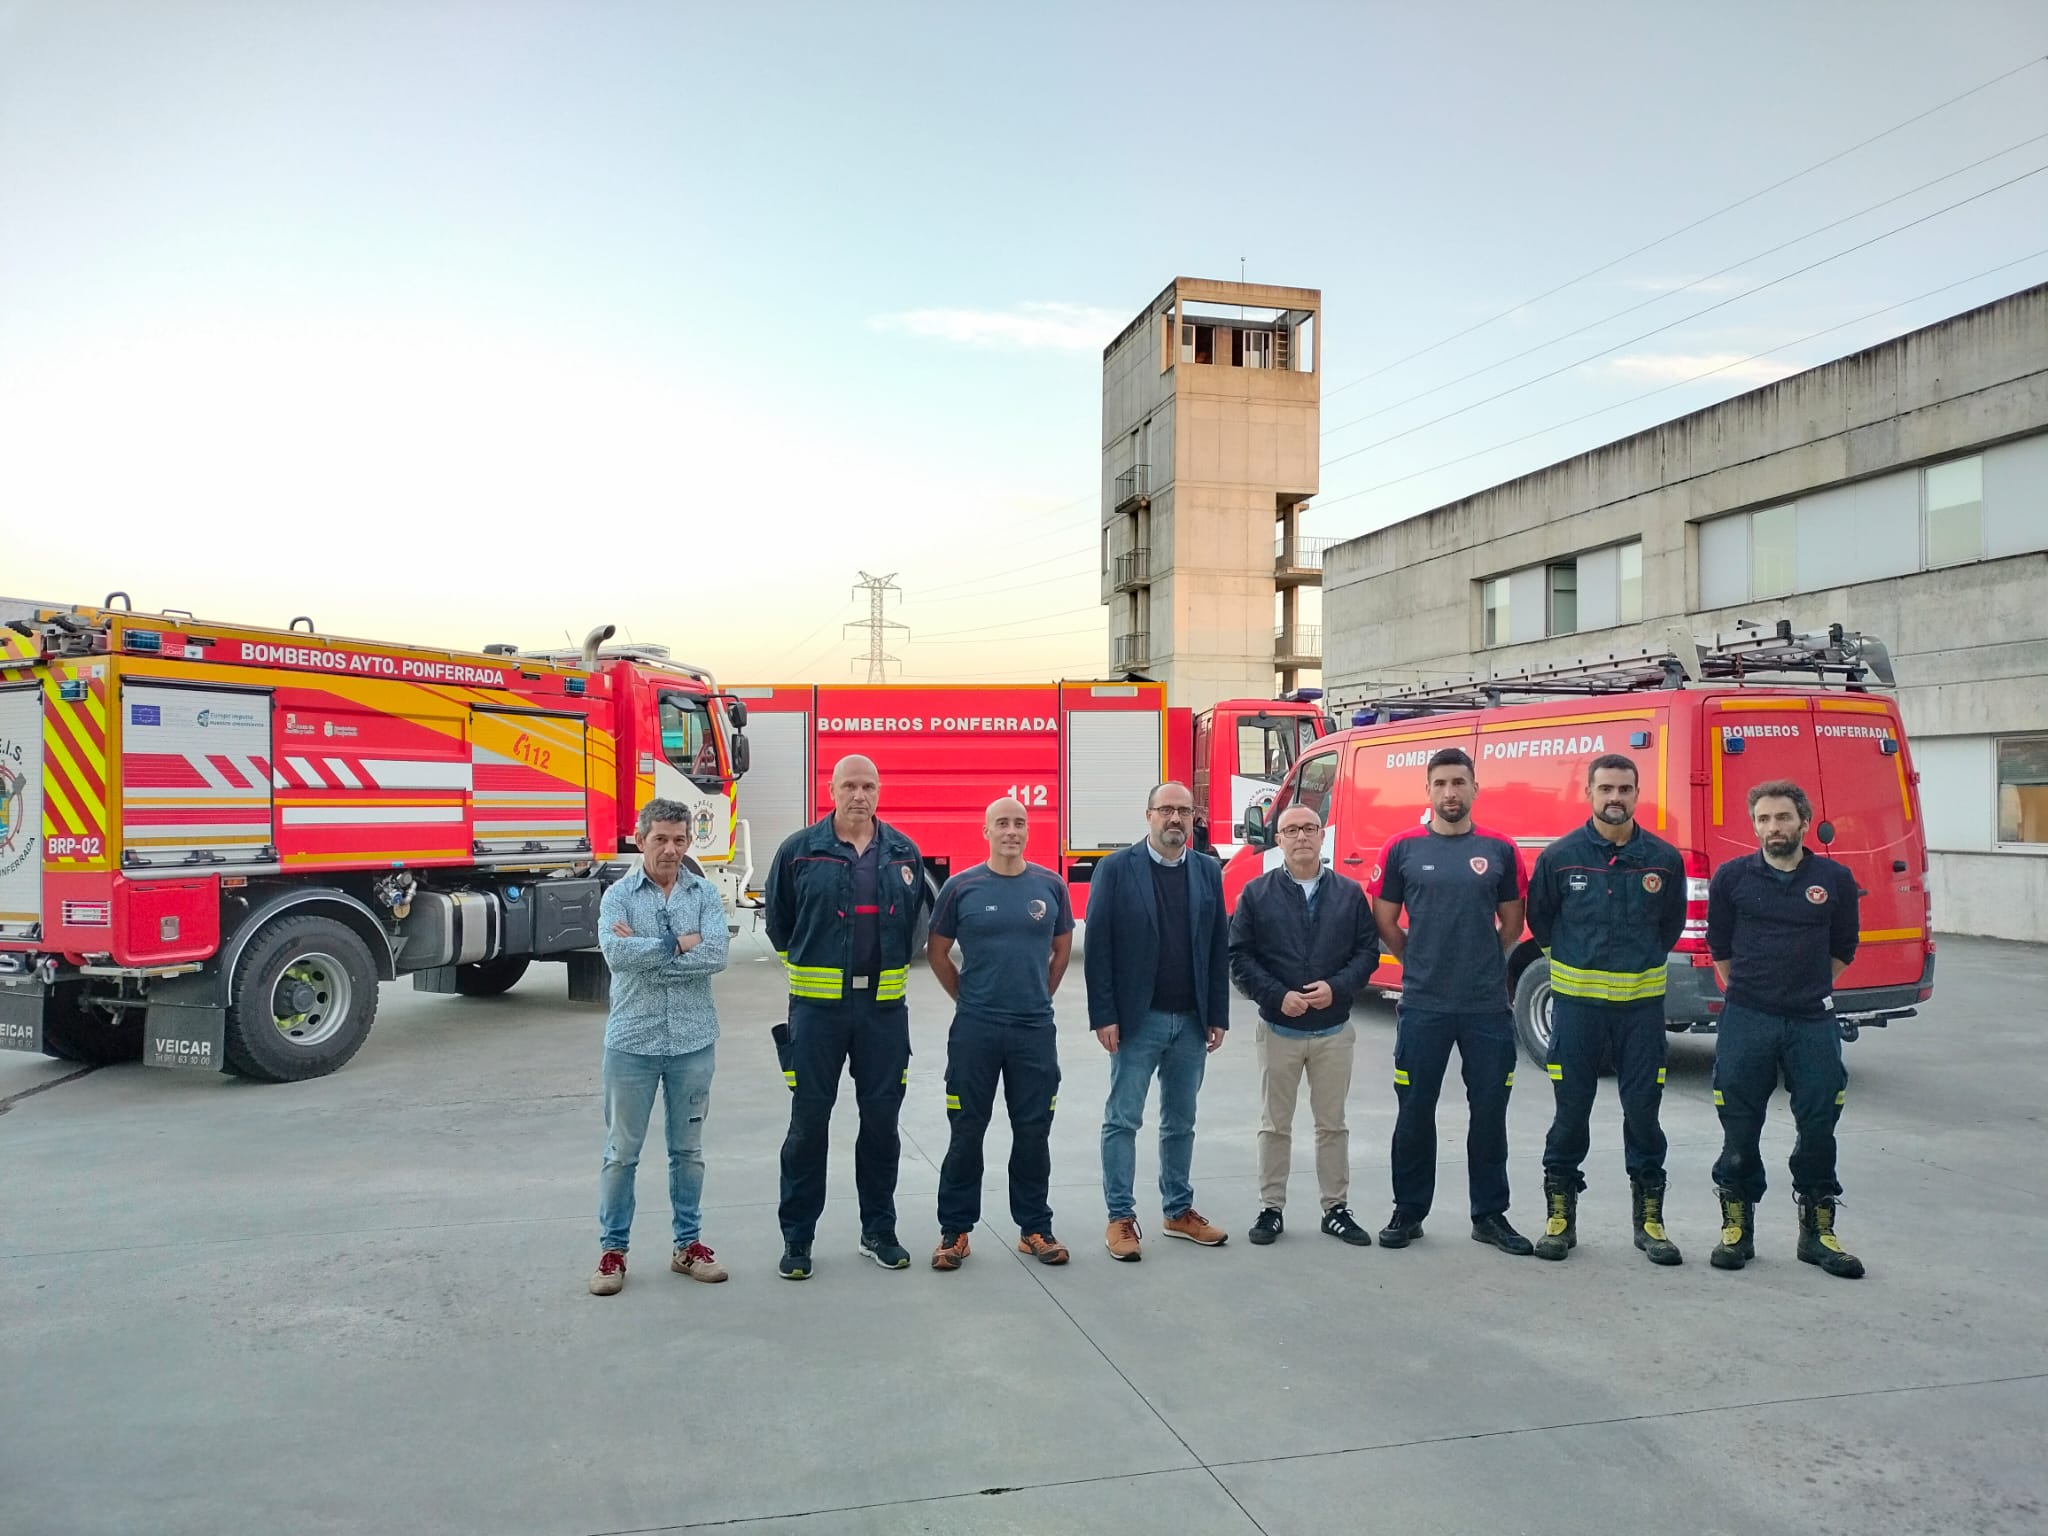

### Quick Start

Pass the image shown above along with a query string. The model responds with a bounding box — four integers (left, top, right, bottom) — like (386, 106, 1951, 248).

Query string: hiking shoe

(1249, 1207, 1285, 1245)
(1105, 1217, 1142, 1261)
(1378, 1209, 1425, 1248)
(859, 1230, 912, 1270)
(1162, 1208, 1228, 1246)
(588, 1249, 627, 1296)
(778, 1241, 813, 1281)
(671, 1241, 728, 1283)
(932, 1230, 972, 1271)
(1321, 1205, 1372, 1247)
(1017, 1232, 1070, 1265)
(1471, 1213, 1535, 1256)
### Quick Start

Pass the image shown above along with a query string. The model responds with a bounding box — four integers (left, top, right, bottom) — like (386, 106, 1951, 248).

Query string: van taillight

(1675, 849, 1712, 954)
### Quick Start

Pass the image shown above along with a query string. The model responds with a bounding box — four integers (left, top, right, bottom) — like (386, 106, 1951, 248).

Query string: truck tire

(40, 995, 143, 1067)
(224, 915, 380, 1082)
(1511, 958, 1555, 1067)
(454, 956, 530, 996)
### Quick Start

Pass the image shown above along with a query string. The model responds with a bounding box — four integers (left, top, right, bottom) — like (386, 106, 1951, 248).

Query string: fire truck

(0, 598, 749, 1081)
(1226, 626, 1937, 1063)
(729, 682, 1330, 925)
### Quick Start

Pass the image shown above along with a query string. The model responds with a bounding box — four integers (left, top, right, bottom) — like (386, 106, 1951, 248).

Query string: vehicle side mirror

(726, 698, 749, 728)
(1243, 800, 1271, 850)
(730, 729, 750, 776)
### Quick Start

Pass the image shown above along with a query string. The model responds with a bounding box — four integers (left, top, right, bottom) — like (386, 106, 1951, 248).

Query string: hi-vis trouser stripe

(1713, 1090, 1725, 1106)
(1393, 1068, 1410, 1086)
(1547, 1063, 1564, 1080)
(1836, 1089, 1846, 1105)
(946, 1093, 961, 1110)
(776, 950, 845, 1001)
(1505, 1071, 1515, 1088)
(1657, 1067, 1667, 1085)
(1547, 957, 1666, 1002)
(783, 1069, 797, 1089)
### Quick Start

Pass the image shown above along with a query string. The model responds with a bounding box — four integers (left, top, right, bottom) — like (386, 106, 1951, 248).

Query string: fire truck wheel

(1511, 959, 1555, 1067)
(453, 956, 531, 996)
(224, 916, 381, 1082)
(40, 995, 144, 1067)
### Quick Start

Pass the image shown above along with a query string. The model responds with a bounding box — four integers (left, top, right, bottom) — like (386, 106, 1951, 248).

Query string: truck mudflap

(0, 980, 46, 1053)
(1661, 950, 1935, 1037)
(142, 970, 228, 1071)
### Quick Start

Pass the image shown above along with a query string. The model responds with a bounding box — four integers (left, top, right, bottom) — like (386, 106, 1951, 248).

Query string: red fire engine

(729, 682, 1330, 923)
(0, 598, 749, 1081)
(1225, 626, 1937, 1063)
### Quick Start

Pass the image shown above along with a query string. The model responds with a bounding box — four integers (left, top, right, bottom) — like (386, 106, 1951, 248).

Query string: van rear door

(1811, 698, 1926, 990)
(1702, 696, 1822, 875)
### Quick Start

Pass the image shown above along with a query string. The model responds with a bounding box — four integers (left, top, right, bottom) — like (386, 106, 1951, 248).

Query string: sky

(2, 0, 2045, 686)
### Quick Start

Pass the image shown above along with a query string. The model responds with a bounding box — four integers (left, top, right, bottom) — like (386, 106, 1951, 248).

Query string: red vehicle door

(1809, 697, 1927, 990)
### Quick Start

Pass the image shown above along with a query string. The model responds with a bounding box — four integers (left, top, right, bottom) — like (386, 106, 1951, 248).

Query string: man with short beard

(1525, 753, 1688, 1265)
(1704, 779, 1865, 1279)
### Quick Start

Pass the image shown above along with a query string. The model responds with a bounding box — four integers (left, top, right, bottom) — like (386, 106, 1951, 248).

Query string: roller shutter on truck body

(0, 685, 44, 935)
(120, 684, 275, 868)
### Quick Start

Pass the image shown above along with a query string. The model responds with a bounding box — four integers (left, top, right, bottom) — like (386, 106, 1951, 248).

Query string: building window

(1751, 503, 1796, 598)
(1618, 540, 1642, 623)
(1234, 328, 1273, 369)
(1925, 456, 1984, 568)
(1546, 562, 1578, 636)
(1997, 735, 2048, 845)
(1181, 323, 1215, 365)
(1481, 577, 1510, 647)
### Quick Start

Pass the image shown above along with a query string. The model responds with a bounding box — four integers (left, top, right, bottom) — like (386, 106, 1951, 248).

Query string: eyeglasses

(1277, 826, 1321, 837)
(1148, 805, 1194, 818)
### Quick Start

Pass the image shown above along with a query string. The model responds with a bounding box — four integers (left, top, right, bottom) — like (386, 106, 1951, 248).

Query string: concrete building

(1322, 283, 2048, 940)
(1099, 277, 1325, 712)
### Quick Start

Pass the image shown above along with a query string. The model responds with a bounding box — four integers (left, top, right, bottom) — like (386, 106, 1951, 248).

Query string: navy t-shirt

(930, 862, 1075, 1025)
(1368, 824, 1526, 1013)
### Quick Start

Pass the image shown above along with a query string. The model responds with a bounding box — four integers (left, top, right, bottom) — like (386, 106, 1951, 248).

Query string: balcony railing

(1275, 534, 1333, 571)
(1274, 624, 1322, 661)
(1113, 464, 1151, 510)
(1113, 631, 1151, 671)
(1112, 547, 1151, 591)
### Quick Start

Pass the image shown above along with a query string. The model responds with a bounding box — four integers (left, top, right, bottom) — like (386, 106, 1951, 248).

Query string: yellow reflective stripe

(1393, 1068, 1410, 1086)
(1049, 1094, 1058, 1111)
(1835, 1089, 1846, 1105)
(1505, 1071, 1515, 1088)
(1713, 1089, 1725, 1106)
(1547, 1063, 1564, 1080)
(901, 1068, 909, 1086)
(782, 1070, 796, 1087)
(945, 1093, 961, 1110)
(1548, 958, 1666, 1001)
(1656, 1067, 1667, 1085)
(876, 965, 910, 1001)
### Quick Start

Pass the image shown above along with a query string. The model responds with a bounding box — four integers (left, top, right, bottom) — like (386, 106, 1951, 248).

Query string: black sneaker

(1378, 1208, 1425, 1248)
(778, 1241, 813, 1281)
(1321, 1205, 1373, 1247)
(859, 1230, 911, 1269)
(1249, 1207, 1284, 1245)
(1471, 1212, 1535, 1256)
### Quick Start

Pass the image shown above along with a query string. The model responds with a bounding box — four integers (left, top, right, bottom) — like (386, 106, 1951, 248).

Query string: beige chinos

(1255, 1019, 1356, 1211)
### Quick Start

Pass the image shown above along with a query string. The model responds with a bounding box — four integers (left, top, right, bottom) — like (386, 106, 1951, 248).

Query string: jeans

(1100, 1009, 1209, 1221)
(777, 997, 911, 1244)
(936, 1012, 1061, 1235)
(1389, 1006, 1516, 1220)
(1541, 995, 1670, 1189)
(598, 1043, 716, 1253)
(1256, 1019, 1356, 1211)
(1711, 1002, 1847, 1201)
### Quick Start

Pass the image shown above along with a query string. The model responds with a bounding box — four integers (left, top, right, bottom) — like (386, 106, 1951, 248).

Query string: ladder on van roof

(1348, 621, 1894, 716)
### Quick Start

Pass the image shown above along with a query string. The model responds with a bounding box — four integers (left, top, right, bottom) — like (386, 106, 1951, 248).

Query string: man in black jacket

(1229, 804, 1379, 1247)
(1525, 753, 1688, 1266)
(1705, 778, 1865, 1280)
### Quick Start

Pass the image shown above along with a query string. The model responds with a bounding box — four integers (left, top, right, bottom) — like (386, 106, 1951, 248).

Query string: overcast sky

(2, 1, 2044, 683)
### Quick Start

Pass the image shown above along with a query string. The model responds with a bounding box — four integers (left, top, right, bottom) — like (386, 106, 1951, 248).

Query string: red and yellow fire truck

(0, 598, 748, 1080)
(1225, 626, 1937, 1062)
(730, 682, 1330, 922)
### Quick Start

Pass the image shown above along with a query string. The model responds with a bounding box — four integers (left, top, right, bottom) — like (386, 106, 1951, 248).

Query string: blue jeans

(598, 1043, 716, 1253)
(1100, 1009, 1209, 1221)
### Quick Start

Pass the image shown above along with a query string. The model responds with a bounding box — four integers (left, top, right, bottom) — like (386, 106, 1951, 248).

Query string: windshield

(1235, 717, 1312, 783)
(658, 692, 724, 790)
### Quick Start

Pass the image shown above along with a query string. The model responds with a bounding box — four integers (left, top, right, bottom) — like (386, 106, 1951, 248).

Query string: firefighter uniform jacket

(764, 814, 927, 1005)
(1526, 820, 1688, 1004)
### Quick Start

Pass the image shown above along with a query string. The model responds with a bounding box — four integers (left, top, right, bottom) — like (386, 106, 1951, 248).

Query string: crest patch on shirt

(1469, 856, 1490, 875)
(1027, 899, 1048, 921)
(1805, 884, 1828, 904)
(901, 865, 915, 887)
(1642, 871, 1663, 894)
(1567, 872, 1590, 892)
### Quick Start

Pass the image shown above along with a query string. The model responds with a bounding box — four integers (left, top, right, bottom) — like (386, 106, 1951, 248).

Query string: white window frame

(1480, 577, 1510, 648)
(1617, 539, 1643, 624)
(1923, 454, 1986, 571)
(1993, 731, 2048, 853)
(1545, 560, 1578, 637)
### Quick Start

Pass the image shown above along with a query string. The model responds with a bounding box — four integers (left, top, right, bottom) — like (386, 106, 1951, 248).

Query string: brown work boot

(671, 1241, 728, 1283)
(1162, 1208, 1229, 1246)
(1017, 1232, 1070, 1265)
(1105, 1217, 1143, 1262)
(589, 1249, 627, 1296)
(932, 1230, 972, 1270)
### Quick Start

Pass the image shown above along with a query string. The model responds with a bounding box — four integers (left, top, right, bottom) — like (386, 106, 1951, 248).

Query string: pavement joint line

(1197, 1368, 2048, 1474)
(1862, 1143, 2048, 1199)
(0, 1064, 97, 1115)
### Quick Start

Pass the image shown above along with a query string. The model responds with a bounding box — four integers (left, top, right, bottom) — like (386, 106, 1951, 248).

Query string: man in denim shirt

(588, 798, 731, 1296)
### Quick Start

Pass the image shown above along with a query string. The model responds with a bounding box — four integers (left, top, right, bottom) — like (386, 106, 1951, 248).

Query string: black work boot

(1797, 1195, 1866, 1279)
(1631, 1178, 1683, 1266)
(1710, 1187, 1755, 1271)
(1533, 1179, 1577, 1262)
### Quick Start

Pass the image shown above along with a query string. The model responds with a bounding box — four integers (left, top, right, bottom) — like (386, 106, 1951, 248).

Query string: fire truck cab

(1228, 626, 1937, 1064)
(0, 601, 748, 1082)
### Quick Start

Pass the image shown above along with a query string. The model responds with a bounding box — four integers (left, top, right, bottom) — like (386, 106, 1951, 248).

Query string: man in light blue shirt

(588, 798, 730, 1296)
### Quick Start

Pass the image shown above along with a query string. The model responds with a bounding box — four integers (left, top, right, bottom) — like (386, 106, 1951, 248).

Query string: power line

(846, 570, 908, 682)
(1311, 246, 2048, 516)
(915, 624, 1103, 647)
(1321, 129, 2048, 442)
(918, 604, 1101, 641)
(1318, 53, 2048, 405)
(1316, 159, 2048, 476)
(901, 559, 1099, 607)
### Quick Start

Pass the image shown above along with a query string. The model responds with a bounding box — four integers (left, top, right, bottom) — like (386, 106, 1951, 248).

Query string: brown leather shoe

(589, 1249, 627, 1295)
(1162, 1208, 1228, 1246)
(1105, 1217, 1142, 1262)
(671, 1241, 728, 1283)
(1017, 1232, 1070, 1265)
(932, 1231, 972, 1270)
